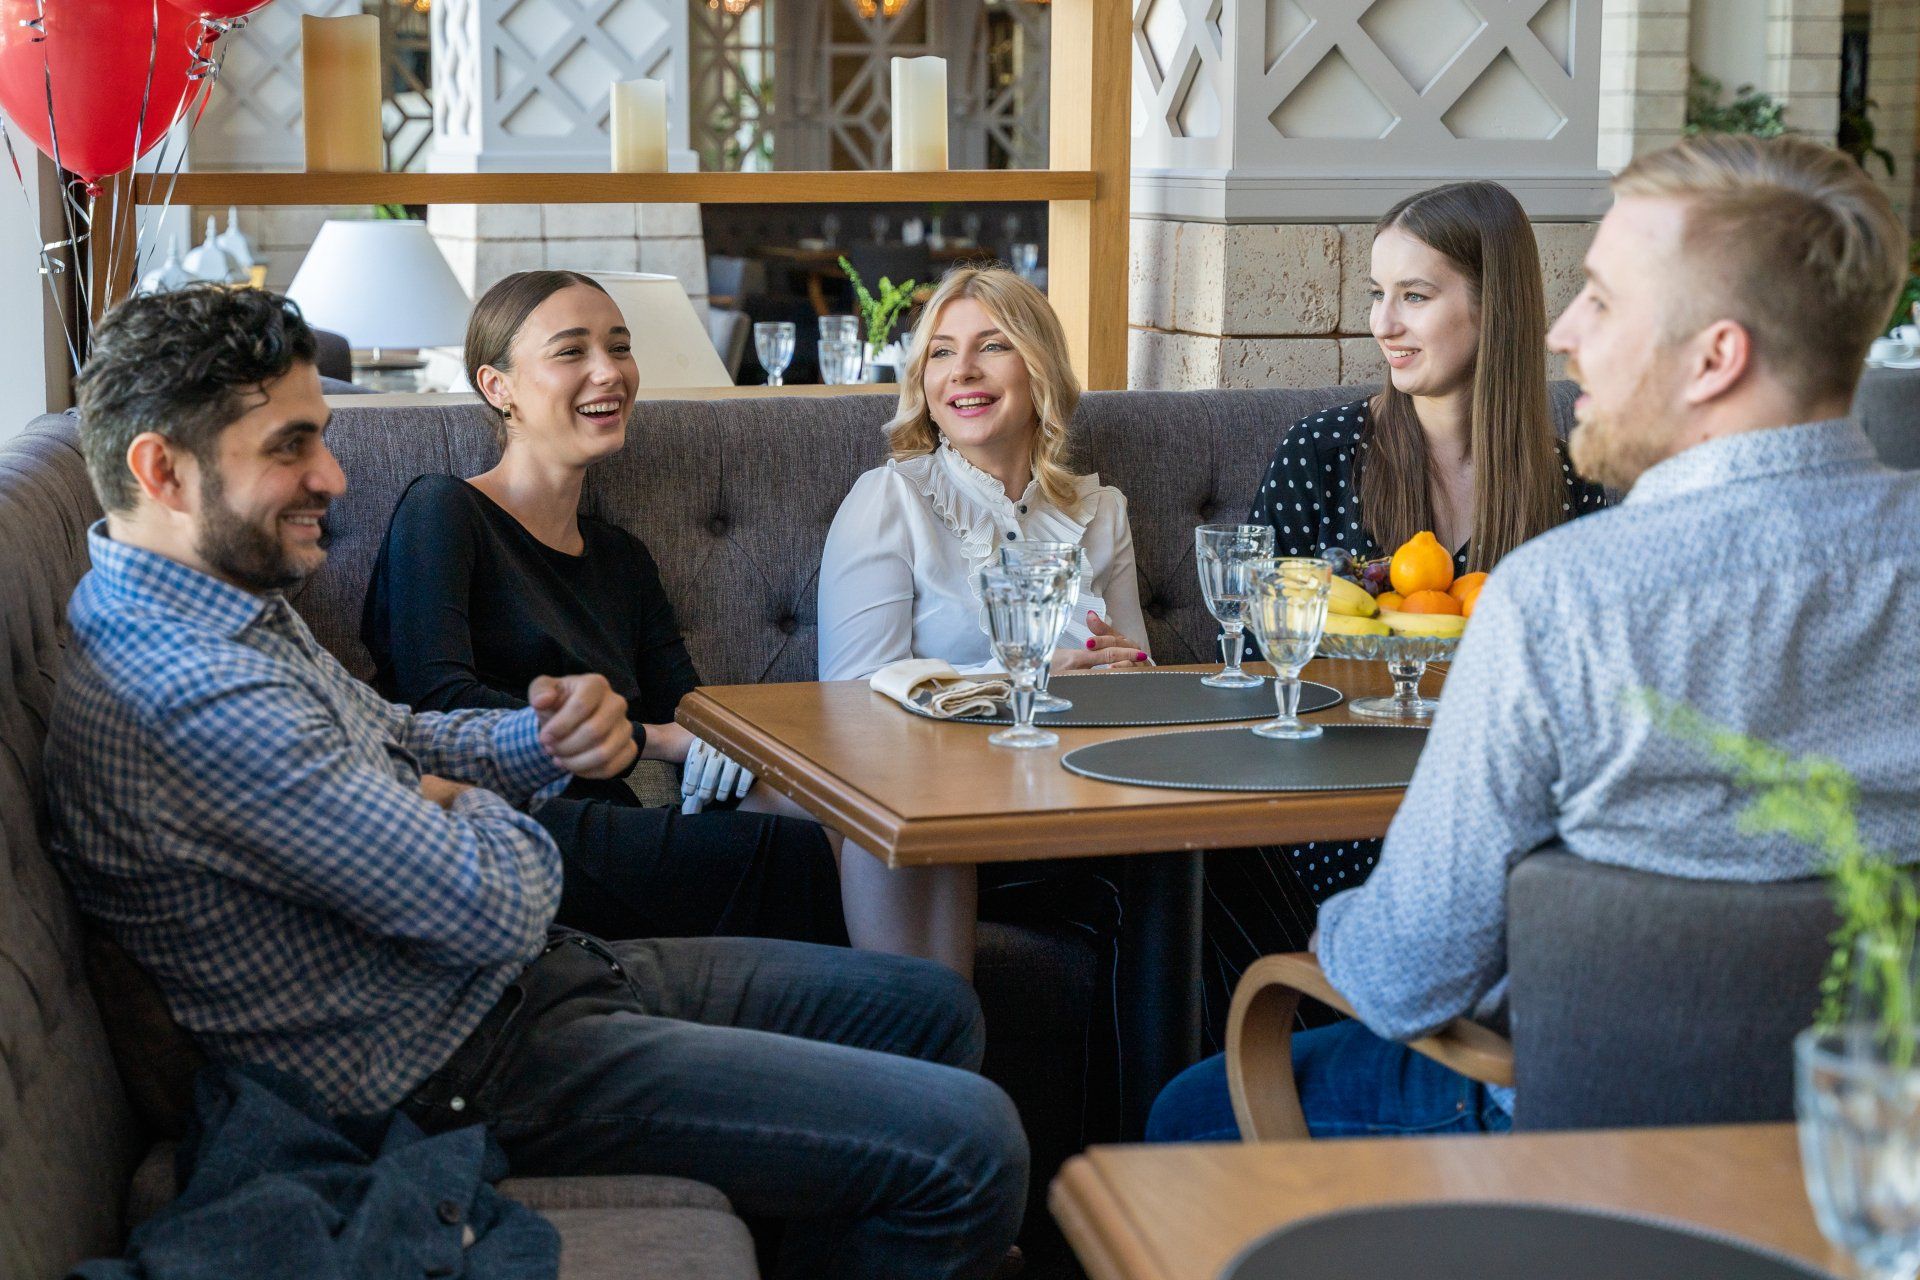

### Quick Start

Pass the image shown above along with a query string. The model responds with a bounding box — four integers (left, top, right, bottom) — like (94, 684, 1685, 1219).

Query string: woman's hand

(1052, 610, 1151, 672)
(640, 720, 694, 764)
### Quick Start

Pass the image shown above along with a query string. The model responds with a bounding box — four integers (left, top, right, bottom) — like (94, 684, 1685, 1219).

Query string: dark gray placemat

(1223, 1202, 1837, 1280)
(1059, 723, 1427, 792)
(904, 671, 1341, 727)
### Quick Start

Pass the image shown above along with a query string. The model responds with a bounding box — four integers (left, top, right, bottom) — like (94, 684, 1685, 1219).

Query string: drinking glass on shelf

(979, 562, 1074, 750)
(1244, 557, 1332, 740)
(999, 540, 1086, 713)
(1195, 523, 1275, 688)
(818, 338, 863, 386)
(1011, 242, 1040, 281)
(819, 314, 861, 347)
(870, 214, 892, 244)
(753, 321, 795, 386)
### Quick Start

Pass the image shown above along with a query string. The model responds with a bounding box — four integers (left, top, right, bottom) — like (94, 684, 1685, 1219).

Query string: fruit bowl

(1315, 631, 1458, 720)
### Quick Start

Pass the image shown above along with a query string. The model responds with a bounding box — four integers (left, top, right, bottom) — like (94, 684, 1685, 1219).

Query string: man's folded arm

(153, 675, 563, 966)
(372, 689, 568, 807)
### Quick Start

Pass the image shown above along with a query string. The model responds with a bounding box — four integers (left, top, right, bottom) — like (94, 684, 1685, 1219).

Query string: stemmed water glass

(1195, 524, 1275, 688)
(1244, 557, 1332, 739)
(999, 540, 1086, 713)
(1011, 242, 1040, 281)
(979, 562, 1074, 750)
(818, 339, 863, 385)
(753, 321, 795, 386)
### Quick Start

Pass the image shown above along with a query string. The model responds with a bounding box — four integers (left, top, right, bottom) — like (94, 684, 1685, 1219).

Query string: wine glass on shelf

(999, 540, 1086, 713)
(1244, 557, 1332, 739)
(1011, 242, 1040, 281)
(1195, 524, 1275, 688)
(980, 562, 1074, 750)
(753, 321, 795, 386)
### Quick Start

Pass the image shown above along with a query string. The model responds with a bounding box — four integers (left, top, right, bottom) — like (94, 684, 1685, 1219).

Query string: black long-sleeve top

(363, 474, 701, 776)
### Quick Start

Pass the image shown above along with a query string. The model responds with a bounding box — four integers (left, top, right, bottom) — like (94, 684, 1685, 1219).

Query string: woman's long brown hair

(1359, 182, 1566, 572)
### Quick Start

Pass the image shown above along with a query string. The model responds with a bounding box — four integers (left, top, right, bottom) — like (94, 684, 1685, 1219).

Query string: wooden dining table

(1050, 1123, 1841, 1280)
(675, 659, 1441, 1134)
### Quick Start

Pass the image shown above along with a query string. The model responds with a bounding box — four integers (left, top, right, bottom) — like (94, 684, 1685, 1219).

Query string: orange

(1375, 591, 1405, 611)
(1449, 572, 1488, 618)
(1399, 589, 1463, 616)
(1389, 531, 1455, 596)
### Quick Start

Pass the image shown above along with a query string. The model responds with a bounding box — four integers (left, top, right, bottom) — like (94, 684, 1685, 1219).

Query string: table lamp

(286, 220, 471, 391)
(580, 271, 731, 388)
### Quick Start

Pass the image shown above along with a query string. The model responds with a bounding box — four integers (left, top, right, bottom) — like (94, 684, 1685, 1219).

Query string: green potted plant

(1684, 69, 1787, 137)
(1640, 692, 1920, 1278)
(839, 256, 918, 381)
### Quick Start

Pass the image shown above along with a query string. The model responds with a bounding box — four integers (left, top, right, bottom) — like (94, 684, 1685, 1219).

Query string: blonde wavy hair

(885, 265, 1085, 514)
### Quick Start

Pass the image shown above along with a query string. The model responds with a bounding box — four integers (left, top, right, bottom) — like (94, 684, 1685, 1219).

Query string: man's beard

(195, 465, 328, 593)
(1566, 356, 1676, 492)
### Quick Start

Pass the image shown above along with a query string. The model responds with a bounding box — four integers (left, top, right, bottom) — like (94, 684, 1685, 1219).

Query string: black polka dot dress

(1200, 398, 1609, 1051)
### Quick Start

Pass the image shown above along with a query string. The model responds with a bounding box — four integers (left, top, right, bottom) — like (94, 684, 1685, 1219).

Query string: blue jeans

(1146, 1020, 1513, 1142)
(406, 930, 1028, 1280)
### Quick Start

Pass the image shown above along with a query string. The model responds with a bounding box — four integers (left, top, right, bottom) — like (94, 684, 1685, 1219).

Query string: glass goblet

(999, 540, 1086, 713)
(1245, 557, 1332, 740)
(1798, 1024, 1920, 1280)
(753, 321, 795, 386)
(819, 314, 860, 346)
(1195, 523, 1275, 688)
(818, 338, 863, 386)
(979, 562, 1073, 750)
(1011, 242, 1040, 281)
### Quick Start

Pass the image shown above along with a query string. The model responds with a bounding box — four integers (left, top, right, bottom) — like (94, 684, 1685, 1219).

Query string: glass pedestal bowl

(1316, 632, 1460, 720)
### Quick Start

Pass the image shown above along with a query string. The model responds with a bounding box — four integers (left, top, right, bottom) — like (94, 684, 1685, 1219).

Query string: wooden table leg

(1118, 850, 1203, 1139)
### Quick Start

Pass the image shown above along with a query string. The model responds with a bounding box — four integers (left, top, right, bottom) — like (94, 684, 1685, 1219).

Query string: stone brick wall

(1127, 218, 1598, 391)
(427, 204, 709, 309)
(1868, 0, 1919, 230)
(1599, 0, 1691, 172)
(192, 206, 377, 293)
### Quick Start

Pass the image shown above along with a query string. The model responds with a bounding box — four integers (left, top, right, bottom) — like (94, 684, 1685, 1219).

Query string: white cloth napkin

(869, 658, 1012, 719)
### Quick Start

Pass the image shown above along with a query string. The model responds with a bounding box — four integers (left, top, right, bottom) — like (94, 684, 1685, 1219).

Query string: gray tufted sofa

(9, 374, 1911, 1277)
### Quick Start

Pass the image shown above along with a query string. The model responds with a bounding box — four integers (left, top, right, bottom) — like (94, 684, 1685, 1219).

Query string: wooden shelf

(132, 169, 1098, 207)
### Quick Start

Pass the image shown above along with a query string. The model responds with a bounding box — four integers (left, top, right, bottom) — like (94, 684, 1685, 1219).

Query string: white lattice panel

(430, 0, 686, 170)
(191, 0, 366, 170)
(1133, 0, 1604, 204)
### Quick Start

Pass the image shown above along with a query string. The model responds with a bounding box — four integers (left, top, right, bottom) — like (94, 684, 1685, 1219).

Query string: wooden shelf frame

(97, 0, 1131, 388)
(130, 169, 1098, 207)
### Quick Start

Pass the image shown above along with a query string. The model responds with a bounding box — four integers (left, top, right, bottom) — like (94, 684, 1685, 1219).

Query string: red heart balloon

(0, 0, 208, 182)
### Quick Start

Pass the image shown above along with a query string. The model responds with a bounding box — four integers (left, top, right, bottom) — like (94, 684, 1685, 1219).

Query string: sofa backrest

(298, 384, 1578, 686)
(0, 415, 144, 1279)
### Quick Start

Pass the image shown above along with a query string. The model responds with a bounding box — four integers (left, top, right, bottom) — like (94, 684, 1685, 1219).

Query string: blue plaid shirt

(1319, 420, 1920, 1044)
(47, 525, 569, 1112)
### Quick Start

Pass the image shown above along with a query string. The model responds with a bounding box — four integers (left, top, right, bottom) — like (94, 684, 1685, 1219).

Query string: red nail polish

(1085, 638, 1097, 650)
(1135, 652, 1147, 662)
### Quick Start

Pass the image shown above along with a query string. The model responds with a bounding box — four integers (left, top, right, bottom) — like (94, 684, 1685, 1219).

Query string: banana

(1378, 608, 1467, 638)
(1326, 576, 1379, 618)
(1322, 613, 1391, 637)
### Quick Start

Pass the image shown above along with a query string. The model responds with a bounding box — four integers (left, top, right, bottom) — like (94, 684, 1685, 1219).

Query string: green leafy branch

(1684, 68, 1787, 138)
(1636, 690, 1919, 1065)
(839, 256, 918, 353)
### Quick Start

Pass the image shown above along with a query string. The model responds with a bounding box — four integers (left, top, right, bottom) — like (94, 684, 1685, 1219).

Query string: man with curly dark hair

(47, 286, 1027, 1280)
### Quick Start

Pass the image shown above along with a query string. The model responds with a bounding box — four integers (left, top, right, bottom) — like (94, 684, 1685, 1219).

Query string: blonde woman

(819, 266, 1150, 681)
(818, 266, 1150, 976)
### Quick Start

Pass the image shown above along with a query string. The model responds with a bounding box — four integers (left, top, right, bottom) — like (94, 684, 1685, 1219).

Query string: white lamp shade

(286, 220, 471, 350)
(581, 271, 731, 388)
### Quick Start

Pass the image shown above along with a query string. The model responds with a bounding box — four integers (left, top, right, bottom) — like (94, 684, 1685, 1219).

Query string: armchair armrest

(1224, 952, 1515, 1141)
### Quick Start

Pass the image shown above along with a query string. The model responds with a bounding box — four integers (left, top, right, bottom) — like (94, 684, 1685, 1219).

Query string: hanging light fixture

(853, 0, 914, 17)
(706, 0, 755, 13)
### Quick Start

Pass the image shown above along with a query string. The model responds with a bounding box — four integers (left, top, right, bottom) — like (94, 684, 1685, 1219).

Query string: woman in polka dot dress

(1200, 181, 1610, 1050)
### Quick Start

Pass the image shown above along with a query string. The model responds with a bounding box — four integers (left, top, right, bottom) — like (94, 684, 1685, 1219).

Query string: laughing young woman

(1201, 182, 1610, 1046)
(364, 270, 850, 948)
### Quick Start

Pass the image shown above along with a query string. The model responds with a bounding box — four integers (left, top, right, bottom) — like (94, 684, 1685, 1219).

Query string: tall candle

(303, 15, 383, 172)
(610, 79, 669, 173)
(890, 56, 949, 172)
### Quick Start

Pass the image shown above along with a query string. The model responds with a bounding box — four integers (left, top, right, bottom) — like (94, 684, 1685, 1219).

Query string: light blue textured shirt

(47, 526, 569, 1112)
(1318, 420, 1920, 1046)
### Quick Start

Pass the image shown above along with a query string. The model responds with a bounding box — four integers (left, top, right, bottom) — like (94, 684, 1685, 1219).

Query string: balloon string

(134, 22, 228, 285)
(32, 0, 90, 334)
(104, 0, 166, 315)
(0, 118, 81, 375)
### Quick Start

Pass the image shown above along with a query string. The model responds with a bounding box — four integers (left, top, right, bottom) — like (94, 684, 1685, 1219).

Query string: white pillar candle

(890, 56, 949, 173)
(609, 79, 669, 173)
(302, 15, 384, 173)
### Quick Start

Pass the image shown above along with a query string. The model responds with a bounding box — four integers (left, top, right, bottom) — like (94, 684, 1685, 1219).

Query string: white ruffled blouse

(817, 444, 1150, 682)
